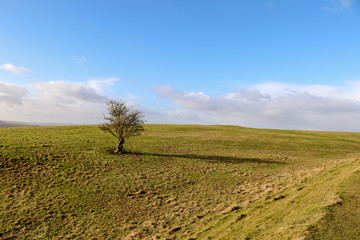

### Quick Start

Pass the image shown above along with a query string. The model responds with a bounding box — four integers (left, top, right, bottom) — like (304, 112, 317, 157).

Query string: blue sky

(1, 0, 360, 131)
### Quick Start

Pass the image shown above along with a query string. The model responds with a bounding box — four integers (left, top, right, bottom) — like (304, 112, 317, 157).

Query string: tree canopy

(99, 100, 145, 153)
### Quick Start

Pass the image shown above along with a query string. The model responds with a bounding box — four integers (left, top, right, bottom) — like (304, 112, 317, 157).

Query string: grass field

(1, 124, 360, 239)
(307, 170, 360, 239)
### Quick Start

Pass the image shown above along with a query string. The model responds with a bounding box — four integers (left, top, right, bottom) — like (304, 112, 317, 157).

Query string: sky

(1, 0, 360, 131)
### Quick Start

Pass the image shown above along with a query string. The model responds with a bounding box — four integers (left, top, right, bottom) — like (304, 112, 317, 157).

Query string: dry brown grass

(1, 124, 360, 239)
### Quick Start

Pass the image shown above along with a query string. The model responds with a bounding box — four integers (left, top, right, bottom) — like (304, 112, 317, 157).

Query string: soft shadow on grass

(108, 149, 285, 165)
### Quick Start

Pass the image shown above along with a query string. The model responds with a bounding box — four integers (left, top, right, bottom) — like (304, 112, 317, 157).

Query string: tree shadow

(124, 151, 286, 165)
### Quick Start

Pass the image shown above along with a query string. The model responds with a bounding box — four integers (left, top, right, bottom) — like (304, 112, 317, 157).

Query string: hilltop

(1, 124, 359, 239)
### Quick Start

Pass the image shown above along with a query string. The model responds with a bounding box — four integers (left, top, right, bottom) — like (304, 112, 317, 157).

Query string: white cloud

(0, 81, 28, 106)
(322, 0, 354, 12)
(252, 81, 360, 101)
(153, 82, 360, 131)
(71, 56, 87, 64)
(0, 79, 126, 124)
(167, 109, 189, 117)
(30, 80, 105, 104)
(152, 86, 270, 112)
(0, 63, 33, 76)
(88, 77, 121, 93)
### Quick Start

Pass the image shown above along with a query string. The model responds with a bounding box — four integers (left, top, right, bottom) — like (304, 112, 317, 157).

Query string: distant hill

(0, 120, 76, 128)
(0, 121, 38, 128)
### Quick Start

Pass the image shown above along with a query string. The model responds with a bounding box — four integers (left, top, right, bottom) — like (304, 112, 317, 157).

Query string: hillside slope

(1, 125, 359, 239)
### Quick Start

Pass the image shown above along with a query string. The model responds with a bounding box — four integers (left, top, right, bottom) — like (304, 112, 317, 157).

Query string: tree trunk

(115, 138, 125, 153)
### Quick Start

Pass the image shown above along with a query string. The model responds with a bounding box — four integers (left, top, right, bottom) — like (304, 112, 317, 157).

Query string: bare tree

(99, 100, 145, 153)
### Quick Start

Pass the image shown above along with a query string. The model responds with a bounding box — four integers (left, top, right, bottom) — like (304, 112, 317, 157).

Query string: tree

(99, 100, 145, 153)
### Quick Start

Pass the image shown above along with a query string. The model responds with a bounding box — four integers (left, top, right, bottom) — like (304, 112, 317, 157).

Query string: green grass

(307, 171, 360, 239)
(1, 124, 360, 239)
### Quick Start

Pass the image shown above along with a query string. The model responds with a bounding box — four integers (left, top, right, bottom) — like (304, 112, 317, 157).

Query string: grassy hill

(1, 124, 360, 239)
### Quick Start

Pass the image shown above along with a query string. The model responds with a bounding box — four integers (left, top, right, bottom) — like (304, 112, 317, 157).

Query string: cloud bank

(0, 78, 121, 124)
(153, 82, 360, 132)
(0, 63, 33, 76)
(0, 81, 29, 106)
(2, 75, 360, 131)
